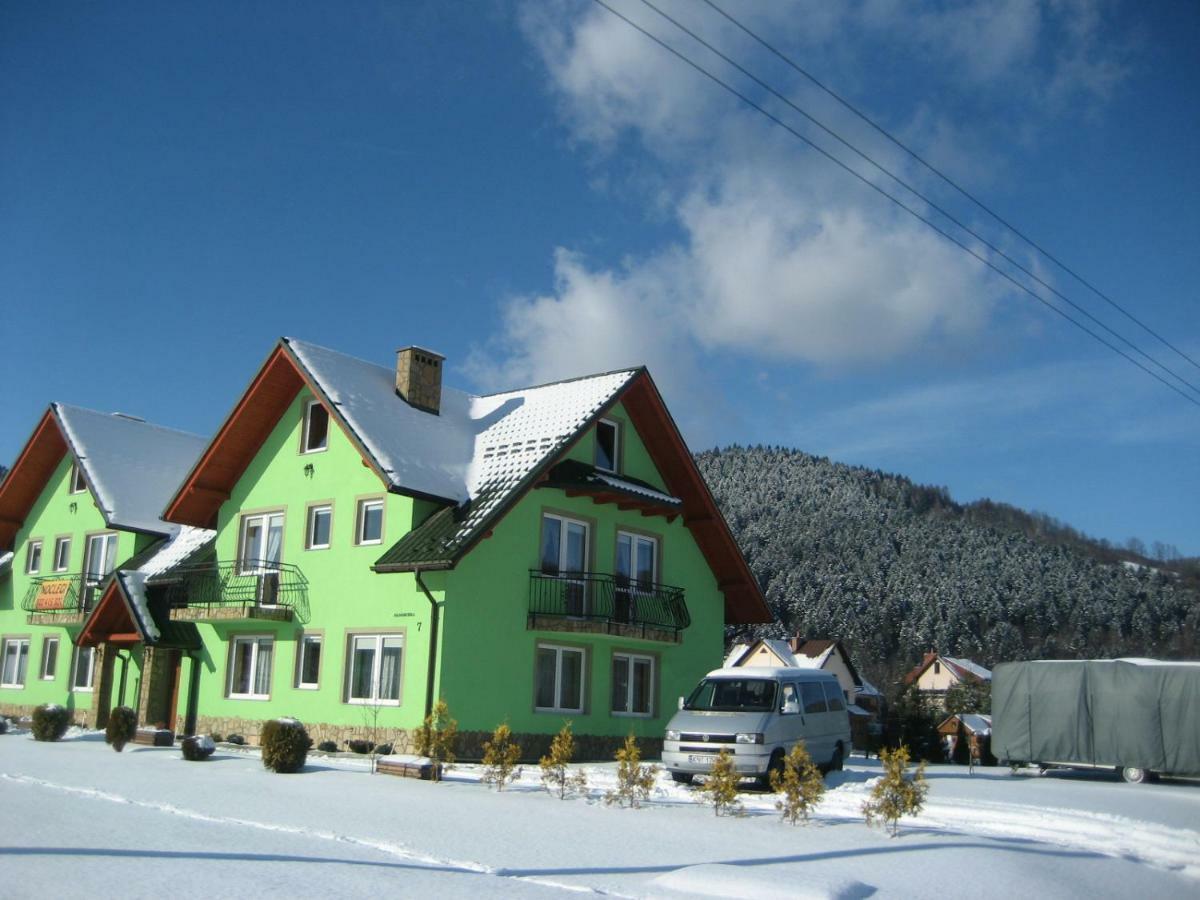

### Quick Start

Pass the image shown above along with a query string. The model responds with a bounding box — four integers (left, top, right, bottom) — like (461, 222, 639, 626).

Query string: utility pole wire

(634, 0, 1200, 401)
(700, 0, 1200, 378)
(589, 0, 1200, 410)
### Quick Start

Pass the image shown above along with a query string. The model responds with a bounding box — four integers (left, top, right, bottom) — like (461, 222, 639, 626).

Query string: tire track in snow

(0, 772, 626, 896)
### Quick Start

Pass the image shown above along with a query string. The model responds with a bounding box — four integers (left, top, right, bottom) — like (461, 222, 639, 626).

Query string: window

(355, 499, 384, 545)
(595, 419, 620, 473)
(26, 540, 42, 574)
(781, 683, 801, 715)
(306, 504, 332, 550)
(612, 653, 653, 716)
(535, 644, 584, 713)
(801, 681, 828, 714)
(296, 634, 322, 689)
(70, 463, 87, 494)
(346, 634, 402, 704)
(301, 399, 329, 454)
(71, 646, 96, 692)
(822, 681, 845, 711)
(239, 512, 284, 574)
(40, 636, 58, 680)
(540, 513, 589, 614)
(228, 636, 273, 699)
(615, 531, 657, 622)
(53, 537, 71, 573)
(1, 638, 30, 688)
(82, 532, 119, 610)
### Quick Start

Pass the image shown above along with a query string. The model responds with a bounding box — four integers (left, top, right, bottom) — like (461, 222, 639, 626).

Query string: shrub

(226, 733, 245, 745)
(105, 706, 138, 752)
(414, 698, 458, 781)
(181, 734, 216, 761)
(316, 740, 338, 753)
(32, 704, 70, 742)
(604, 734, 658, 808)
(261, 719, 309, 774)
(346, 738, 375, 754)
(699, 748, 742, 817)
(540, 722, 588, 799)
(375, 742, 393, 756)
(771, 742, 825, 825)
(481, 721, 521, 791)
(863, 745, 929, 837)
(0, 716, 9, 735)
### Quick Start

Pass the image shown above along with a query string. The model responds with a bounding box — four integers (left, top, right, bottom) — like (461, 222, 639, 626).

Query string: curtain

(254, 639, 273, 696)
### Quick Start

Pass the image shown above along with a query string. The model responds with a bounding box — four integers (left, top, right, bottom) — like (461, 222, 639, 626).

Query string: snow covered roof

(959, 714, 992, 734)
(54, 404, 208, 536)
(791, 643, 835, 670)
(944, 657, 993, 682)
(723, 643, 750, 668)
(135, 525, 215, 578)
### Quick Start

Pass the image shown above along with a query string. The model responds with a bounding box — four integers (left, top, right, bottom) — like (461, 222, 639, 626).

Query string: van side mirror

(678, 696, 685, 710)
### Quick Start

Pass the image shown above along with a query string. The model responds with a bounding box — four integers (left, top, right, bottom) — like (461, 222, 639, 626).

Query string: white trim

(296, 634, 322, 690)
(300, 398, 330, 455)
(535, 643, 586, 714)
(344, 633, 403, 705)
(227, 635, 274, 700)
(595, 418, 620, 473)
(611, 651, 655, 717)
(25, 540, 42, 575)
(70, 645, 95, 693)
(1, 638, 30, 688)
(305, 504, 332, 551)
(52, 537, 71, 573)
(355, 499, 384, 546)
(39, 636, 58, 681)
(69, 463, 87, 494)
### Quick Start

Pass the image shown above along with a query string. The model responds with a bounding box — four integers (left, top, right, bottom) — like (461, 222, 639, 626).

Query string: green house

(13, 339, 770, 751)
(0, 405, 208, 727)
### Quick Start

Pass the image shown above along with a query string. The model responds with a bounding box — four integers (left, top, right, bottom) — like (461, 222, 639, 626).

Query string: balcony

(21, 574, 101, 625)
(155, 559, 310, 624)
(528, 570, 690, 642)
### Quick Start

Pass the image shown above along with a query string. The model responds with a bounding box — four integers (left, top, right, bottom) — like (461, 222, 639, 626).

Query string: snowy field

(2, 730, 1199, 899)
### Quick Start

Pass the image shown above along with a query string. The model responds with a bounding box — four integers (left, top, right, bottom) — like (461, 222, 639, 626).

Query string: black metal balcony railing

(21, 573, 103, 616)
(528, 570, 690, 635)
(154, 559, 310, 623)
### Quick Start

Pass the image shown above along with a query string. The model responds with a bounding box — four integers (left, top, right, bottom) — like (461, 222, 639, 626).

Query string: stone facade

(192, 713, 415, 751)
(0, 701, 90, 727)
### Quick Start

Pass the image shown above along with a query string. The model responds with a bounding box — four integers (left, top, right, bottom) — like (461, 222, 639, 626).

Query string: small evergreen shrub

(481, 721, 521, 791)
(414, 698, 458, 781)
(261, 719, 309, 773)
(0, 716, 10, 735)
(226, 733, 245, 745)
(211, 733, 225, 743)
(770, 742, 826, 825)
(182, 734, 216, 761)
(375, 742, 393, 756)
(32, 704, 70, 742)
(105, 706, 138, 752)
(604, 734, 658, 808)
(863, 745, 929, 837)
(540, 722, 588, 799)
(699, 748, 743, 816)
(316, 740, 338, 753)
(346, 738, 375, 754)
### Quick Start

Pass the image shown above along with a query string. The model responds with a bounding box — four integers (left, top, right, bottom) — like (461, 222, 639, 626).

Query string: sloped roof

(792, 639, 864, 689)
(905, 652, 992, 686)
(0, 405, 207, 550)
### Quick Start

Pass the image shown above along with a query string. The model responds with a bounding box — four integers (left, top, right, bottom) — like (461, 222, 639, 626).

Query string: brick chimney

(395, 346, 444, 415)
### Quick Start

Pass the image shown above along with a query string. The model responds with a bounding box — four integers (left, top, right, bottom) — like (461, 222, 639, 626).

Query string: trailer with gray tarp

(992, 659, 1200, 783)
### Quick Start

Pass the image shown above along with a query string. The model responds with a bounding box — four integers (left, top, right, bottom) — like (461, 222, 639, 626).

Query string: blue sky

(2, 1, 1197, 555)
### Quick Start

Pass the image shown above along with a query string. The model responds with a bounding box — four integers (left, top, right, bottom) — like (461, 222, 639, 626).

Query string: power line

(589, 0, 1200, 410)
(633, 0, 1200, 402)
(700, 0, 1200, 378)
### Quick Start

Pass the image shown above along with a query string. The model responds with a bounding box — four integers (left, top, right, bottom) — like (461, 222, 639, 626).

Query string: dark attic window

(70, 463, 87, 494)
(302, 400, 329, 453)
(596, 419, 619, 473)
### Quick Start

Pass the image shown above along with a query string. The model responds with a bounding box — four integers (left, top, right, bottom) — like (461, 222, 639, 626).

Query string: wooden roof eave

(0, 408, 68, 552)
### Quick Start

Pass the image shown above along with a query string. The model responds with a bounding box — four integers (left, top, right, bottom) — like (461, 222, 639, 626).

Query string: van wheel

(1121, 766, 1148, 784)
(758, 750, 785, 790)
(831, 744, 845, 773)
(670, 771, 694, 785)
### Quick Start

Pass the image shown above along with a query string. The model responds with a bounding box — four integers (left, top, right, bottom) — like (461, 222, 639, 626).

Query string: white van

(661, 667, 852, 785)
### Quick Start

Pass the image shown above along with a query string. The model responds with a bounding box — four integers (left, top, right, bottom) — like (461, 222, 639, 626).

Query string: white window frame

(71, 645, 96, 693)
(26, 540, 42, 575)
(1, 638, 30, 688)
(40, 636, 59, 681)
(345, 633, 403, 706)
(300, 398, 330, 454)
(611, 652, 655, 717)
(355, 498, 385, 546)
(238, 511, 285, 575)
(70, 463, 88, 494)
(82, 531, 120, 612)
(53, 537, 71, 573)
(535, 643, 586, 714)
(595, 418, 620, 473)
(296, 634, 322, 690)
(616, 531, 659, 586)
(305, 504, 332, 551)
(227, 635, 274, 700)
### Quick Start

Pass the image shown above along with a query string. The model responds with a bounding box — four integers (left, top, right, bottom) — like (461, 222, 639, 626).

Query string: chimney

(395, 346, 445, 414)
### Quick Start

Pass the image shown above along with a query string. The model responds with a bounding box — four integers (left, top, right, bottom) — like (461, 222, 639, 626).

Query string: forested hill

(697, 445, 1199, 687)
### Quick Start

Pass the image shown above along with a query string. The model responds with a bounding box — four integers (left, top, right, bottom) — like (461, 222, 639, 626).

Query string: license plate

(687, 754, 713, 764)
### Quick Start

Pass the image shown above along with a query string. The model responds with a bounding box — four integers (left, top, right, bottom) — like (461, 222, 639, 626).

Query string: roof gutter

(414, 568, 441, 721)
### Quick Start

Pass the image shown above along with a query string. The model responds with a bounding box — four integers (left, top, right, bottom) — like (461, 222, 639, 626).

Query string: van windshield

(685, 678, 777, 712)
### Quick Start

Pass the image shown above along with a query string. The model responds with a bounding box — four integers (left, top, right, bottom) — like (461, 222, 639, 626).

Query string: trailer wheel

(1120, 766, 1148, 784)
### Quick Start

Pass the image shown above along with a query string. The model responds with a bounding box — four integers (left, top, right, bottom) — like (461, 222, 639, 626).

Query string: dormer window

(301, 399, 329, 454)
(596, 419, 620, 473)
(70, 463, 87, 494)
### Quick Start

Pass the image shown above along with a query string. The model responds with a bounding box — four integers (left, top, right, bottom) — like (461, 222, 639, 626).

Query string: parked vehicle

(992, 658, 1200, 783)
(662, 667, 852, 786)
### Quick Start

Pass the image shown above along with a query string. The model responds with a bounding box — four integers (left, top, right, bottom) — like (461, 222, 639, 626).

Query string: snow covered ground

(2, 730, 1198, 898)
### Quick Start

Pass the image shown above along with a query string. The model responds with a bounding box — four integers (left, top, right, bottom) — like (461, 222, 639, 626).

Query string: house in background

(0, 405, 207, 728)
(904, 651, 992, 710)
(75, 337, 771, 750)
(937, 712, 994, 765)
